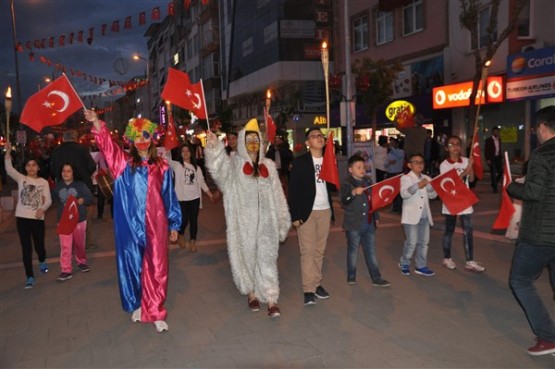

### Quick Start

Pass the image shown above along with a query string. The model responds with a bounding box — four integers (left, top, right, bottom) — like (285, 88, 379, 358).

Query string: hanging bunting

(152, 7, 161, 20)
(16, 42, 23, 52)
(78, 30, 84, 43)
(69, 32, 74, 44)
(168, 2, 175, 16)
(101, 24, 107, 36)
(139, 11, 146, 25)
(111, 20, 120, 32)
(59, 34, 65, 46)
(124, 16, 132, 29)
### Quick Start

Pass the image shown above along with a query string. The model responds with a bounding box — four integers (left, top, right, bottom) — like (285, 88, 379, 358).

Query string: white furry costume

(205, 128, 291, 303)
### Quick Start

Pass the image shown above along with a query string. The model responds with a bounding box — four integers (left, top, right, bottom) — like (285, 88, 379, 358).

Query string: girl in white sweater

(5, 143, 52, 289)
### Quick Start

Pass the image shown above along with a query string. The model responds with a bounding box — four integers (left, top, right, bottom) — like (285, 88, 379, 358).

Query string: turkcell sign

(432, 77, 503, 109)
(506, 46, 555, 79)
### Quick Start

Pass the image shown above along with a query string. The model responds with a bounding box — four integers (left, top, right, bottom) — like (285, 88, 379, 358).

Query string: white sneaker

(465, 260, 485, 273)
(154, 320, 168, 333)
(442, 258, 456, 270)
(131, 308, 141, 322)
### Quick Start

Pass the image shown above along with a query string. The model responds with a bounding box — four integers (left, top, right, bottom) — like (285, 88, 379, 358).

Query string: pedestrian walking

(205, 119, 290, 318)
(53, 163, 94, 281)
(85, 110, 181, 333)
(4, 142, 52, 289)
(440, 135, 485, 272)
(399, 153, 437, 277)
(288, 127, 337, 306)
(506, 105, 555, 356)
(340, 154, 390, 287)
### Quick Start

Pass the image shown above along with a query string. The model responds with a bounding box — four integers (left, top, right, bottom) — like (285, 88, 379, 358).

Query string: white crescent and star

(440, 177, 457, 195)
(43, 90, 70, 112)
(378, 185, 394, 200)
(68, 201, 78, 220)
(186, 89, 202, 109)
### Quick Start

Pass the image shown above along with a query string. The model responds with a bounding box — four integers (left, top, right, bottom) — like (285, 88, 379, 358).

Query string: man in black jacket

(288, 127, 336, 306)
(50, 129, 97, 248)
(507, 106, 555, 356)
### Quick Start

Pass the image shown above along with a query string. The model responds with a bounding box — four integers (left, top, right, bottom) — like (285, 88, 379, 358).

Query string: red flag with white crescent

(318, 131, 340, 189)
(371, 174, 401, 210)
(430, 168, 479, 214)
(492, 152, 516, 230)
(471, 133, 484, 180)
(161, 68, 207, 119)
(164, 108, 179, 151)
(20, 74, 84, 132)
(57, 195, 79, 235)
(264, 107, 276, 144)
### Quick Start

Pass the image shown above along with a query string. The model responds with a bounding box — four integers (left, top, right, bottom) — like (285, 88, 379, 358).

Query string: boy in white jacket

(399, 154, 437, 276)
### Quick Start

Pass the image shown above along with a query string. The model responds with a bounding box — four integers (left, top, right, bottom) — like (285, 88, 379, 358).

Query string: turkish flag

(471, 133, 484, 180)
(371, 174, 401, 210)
(161, 68, 207, 119)
(20, 74, 84, 132)
(492, 152, 516, 229)
(318, 132, 340, 189)
(396, 106, 416, 129)
(56, 195, 79, 235)
(152, 7, 161, 20)
(431, 168, 479, 214)
(139, 12, 146, 25)
(264, 107, 276, 144)
(164, 108, 179, 150)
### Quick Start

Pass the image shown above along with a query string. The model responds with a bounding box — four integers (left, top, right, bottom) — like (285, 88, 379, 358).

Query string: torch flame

(266, 89, 271, 99)
(321, 41, 328, 50)
(6, 86, 12, 99)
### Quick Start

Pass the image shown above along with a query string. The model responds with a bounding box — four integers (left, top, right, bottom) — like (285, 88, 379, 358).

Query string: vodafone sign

(433, 76, 504, 109)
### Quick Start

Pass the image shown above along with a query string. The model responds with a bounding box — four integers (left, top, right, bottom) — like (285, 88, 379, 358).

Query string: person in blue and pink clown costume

(84, 109, 181, 333)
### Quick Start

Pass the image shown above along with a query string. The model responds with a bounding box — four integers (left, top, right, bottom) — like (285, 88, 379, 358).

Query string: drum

(96, 168, 114, 200)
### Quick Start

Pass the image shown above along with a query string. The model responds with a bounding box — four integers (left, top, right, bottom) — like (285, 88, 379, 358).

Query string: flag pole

(503, 151, 511, 183)
(364, 173, 403, 190)
(62, 73, 86, 109)
(199, 79, 210, 131)
(470, 61, 491, 147)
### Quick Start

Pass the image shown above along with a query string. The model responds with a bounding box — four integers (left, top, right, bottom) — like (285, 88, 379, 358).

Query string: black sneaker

(304, 293, 316, 305)
(56, 272, 73, 282)
(372, 279, 391, 287)
(315, 285, 330, 299)
(78, 264, 91, 273)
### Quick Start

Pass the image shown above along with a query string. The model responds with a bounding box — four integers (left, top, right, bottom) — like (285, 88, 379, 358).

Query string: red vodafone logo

(486, 76, 503, 103)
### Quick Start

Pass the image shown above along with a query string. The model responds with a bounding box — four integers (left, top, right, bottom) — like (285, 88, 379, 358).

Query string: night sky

(1, 0, 167, 113)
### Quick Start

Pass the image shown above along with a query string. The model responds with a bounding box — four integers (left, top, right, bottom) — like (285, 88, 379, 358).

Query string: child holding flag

(399, 153, 437, 277)
(340, 154, 390, 287)
(440, 136, 485, 272)
(53, 163, 94, 281)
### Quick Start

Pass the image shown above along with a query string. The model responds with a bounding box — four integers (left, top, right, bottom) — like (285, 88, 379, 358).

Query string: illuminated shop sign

(432, 76, 503, 109)
(385, 100, 415, 121)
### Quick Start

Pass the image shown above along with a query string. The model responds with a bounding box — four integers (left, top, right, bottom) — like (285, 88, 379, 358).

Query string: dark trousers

(489, 155, 502, 191)
(442, 214, 474, 261)
(509, 242, 555, 342)
(179, 198, 201, 240)
(16, 217, 46, 278)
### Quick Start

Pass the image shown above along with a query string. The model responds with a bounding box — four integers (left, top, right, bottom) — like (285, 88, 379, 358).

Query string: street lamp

(132, 54, 150, 81)
(37, 76, 51, 91)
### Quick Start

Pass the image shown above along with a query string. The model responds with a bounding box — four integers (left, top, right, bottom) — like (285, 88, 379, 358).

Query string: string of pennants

(29, 52, 148, 107)
(16, 0, 209, 53)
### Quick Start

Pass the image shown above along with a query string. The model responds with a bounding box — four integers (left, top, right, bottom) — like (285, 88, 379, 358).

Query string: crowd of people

(2, 106, 554, 355)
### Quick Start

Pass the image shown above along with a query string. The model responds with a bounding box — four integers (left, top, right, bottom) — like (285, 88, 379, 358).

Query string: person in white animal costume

(205, 118, 291, 318)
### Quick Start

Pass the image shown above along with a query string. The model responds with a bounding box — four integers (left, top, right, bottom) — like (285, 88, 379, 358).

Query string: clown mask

(245, 132, 260, 154)
(134, 130, 152, 151)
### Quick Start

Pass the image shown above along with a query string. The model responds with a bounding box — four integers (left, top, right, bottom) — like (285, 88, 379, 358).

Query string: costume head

(125, 117, 158, 151)
(237, 118, 265, 162)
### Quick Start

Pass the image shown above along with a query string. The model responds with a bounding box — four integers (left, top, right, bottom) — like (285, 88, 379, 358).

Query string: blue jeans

(346, 224, 382, 282)
(442, 214, 474, 261)
(400, 218, 430, 269)
(509, 241, 555, 342)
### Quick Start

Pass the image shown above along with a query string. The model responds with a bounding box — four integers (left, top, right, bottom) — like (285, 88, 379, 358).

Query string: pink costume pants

(58, 221, 87, 273)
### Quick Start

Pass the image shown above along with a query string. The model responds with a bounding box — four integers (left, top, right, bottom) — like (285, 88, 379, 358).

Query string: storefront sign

(385, 100, 415, 121)
(507, 46, 555, 79)
(432, 77, 504, 109)
(313, 115, 327, 125)
(506, 74, 555, 100)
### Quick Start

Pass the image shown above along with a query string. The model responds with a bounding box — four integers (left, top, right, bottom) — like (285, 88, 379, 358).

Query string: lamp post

(132, 54, 151, 119)
(5, 87, 12, 140)
(343, 0, 354, 158)
(321, 41, 330, 130)
(37, 76, 51, 91)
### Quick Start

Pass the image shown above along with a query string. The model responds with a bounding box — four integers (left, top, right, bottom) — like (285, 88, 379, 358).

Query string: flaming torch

(5, 86, 12, 140)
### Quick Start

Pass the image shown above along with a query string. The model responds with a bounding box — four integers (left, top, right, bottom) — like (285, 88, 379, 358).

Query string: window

(402, 0, 423, 36)
(242, 37, 253, 57)
(376, 11, 393, 45)
(478, 6, 497, 49)
(517, 1, 531, 38)
(352, 14, 369, 52)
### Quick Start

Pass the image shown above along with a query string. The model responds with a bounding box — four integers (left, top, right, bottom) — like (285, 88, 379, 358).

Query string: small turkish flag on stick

(318, 131, 340, 189)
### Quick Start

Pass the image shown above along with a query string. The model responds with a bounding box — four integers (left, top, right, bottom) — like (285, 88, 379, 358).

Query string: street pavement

(0, 177, 554, 368)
